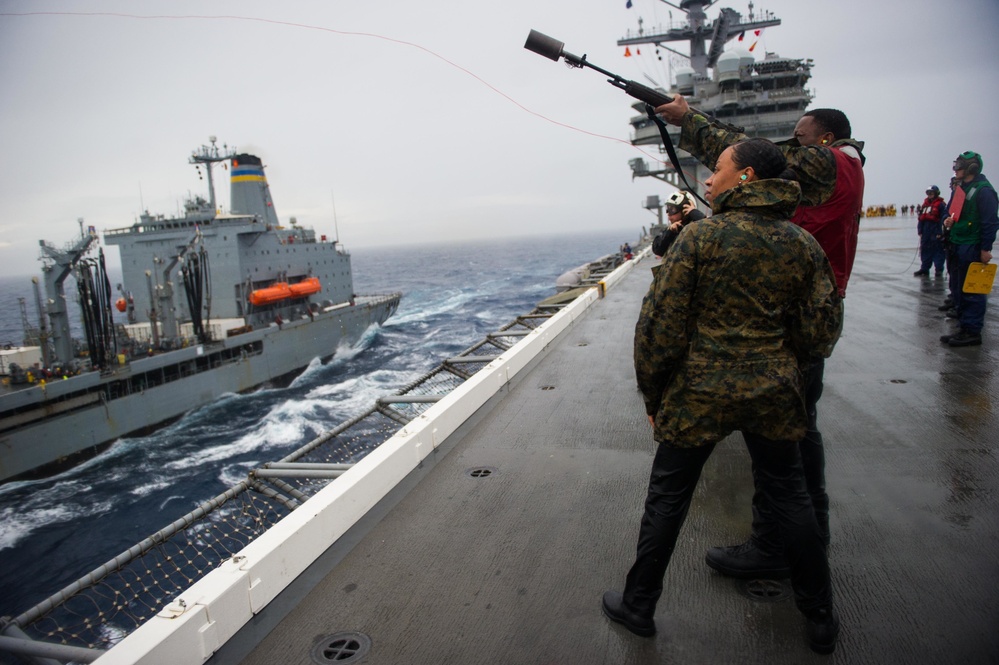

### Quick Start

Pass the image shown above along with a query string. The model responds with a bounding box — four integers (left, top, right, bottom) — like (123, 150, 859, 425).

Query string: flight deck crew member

(655, 96, 865, 577)
(939, 151, 998, 348)
(914, 185, 946, 276)
(603, 138, 843, 654)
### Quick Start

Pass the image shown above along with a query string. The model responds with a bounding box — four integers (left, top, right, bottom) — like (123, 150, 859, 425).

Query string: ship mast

(617, 0, 781, 75)
(189, 136, 236, 215)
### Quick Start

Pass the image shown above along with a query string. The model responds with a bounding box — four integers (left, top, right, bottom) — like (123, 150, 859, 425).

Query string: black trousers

(751, 358, 829, 549)
(623, 436, 831, 617)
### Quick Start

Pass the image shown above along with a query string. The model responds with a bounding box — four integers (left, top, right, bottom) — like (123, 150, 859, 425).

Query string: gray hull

(0, 294, 398, 482)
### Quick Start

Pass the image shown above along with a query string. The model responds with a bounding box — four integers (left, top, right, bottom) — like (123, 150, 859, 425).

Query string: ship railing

(1, 259, 618, 658)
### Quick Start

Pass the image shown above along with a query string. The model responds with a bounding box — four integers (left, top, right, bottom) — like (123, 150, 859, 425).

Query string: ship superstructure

(0, 139, 400, 483)
(619, 1, 813, 197)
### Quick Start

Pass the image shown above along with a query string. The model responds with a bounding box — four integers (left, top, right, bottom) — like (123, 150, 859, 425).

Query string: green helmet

(954, 151, 983, 176)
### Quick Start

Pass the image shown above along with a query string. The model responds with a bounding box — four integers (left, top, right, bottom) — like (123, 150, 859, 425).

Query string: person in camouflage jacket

(604, 138, 843, 655)
(655, 97, 864, 572)
(635, 178, 842, 446)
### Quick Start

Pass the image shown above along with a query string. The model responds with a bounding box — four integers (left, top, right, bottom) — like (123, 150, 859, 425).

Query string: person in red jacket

(655, 96, 865, 579)
(914, 185, 947, 276)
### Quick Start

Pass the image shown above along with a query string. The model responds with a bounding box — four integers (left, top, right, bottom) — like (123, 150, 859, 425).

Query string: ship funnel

(230, 154, 280, 226)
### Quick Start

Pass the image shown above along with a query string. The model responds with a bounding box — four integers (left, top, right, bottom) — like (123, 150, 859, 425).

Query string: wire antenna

(330, 189, 341, 244)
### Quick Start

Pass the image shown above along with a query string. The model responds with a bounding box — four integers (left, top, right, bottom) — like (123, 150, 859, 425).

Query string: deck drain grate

(466, 466, 497, 478)
(540, 385, 556, 391)
(736, 579, 791, 603)
(888, 379, 908, 384)
(310, 632, 371, 664)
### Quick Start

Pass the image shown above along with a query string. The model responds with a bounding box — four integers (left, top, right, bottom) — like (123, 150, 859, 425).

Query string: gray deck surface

(235, 218, 998, 664)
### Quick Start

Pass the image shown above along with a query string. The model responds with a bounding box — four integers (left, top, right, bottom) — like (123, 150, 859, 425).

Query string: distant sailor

(914, 185, 946, 277)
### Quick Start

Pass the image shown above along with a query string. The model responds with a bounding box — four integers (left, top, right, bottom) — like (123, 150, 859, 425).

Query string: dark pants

(945, 241, 958, 300)
(750, 359, 829, 549)
(918, 223, 945, 273)
(622, 435, 832, 618)
(949, 243, 988, 334)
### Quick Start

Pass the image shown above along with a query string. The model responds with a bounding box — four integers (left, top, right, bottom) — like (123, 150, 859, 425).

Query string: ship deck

(222, 217, 998, 664)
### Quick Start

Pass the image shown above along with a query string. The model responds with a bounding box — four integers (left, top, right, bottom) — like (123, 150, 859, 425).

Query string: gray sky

(1, 0, 997, 277)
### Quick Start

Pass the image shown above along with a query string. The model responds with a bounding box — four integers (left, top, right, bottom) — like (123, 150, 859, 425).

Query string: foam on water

(0, 505, 76, 551)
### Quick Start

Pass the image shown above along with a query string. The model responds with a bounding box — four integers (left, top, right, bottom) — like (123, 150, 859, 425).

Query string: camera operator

(651, 191, 705, 257)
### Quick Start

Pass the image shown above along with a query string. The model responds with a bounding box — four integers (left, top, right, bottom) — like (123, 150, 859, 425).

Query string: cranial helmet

(666, 191, 691, 208)
(954, 151, 983, 176)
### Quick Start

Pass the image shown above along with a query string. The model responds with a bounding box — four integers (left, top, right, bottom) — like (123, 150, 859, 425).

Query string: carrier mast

(616, 1, 781, 74)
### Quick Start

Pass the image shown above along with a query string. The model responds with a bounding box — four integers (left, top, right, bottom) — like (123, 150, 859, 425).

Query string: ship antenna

(330, 189, 341, 245)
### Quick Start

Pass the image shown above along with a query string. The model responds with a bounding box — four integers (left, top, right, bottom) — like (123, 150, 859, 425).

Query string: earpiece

(740, 174, 748, 181)
(821, 139, 828, 144)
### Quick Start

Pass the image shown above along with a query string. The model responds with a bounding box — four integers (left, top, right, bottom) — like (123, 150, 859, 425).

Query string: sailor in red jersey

(655, 96, 865, 580)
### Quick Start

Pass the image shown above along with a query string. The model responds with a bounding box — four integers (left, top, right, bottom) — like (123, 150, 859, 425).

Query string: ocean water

(0, 228, 634, 620)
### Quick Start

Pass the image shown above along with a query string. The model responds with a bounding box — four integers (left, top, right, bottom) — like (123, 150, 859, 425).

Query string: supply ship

(619, 0, 813, 198)
(0, 138, 400, 483)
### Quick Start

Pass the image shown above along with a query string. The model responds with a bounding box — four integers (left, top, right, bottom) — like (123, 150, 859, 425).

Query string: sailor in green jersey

(940, 151, 998, 347)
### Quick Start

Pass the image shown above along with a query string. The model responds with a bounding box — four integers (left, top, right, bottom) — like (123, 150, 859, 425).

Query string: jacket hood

(832, 137, 866, 165)
(710, 179, 802, 218)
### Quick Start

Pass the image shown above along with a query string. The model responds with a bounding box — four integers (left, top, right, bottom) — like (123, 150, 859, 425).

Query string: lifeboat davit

(249, 278, 321, 306)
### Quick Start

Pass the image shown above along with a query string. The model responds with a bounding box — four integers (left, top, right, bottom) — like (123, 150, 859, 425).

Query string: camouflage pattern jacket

(634, 180, 843, 447)
(678, 111, 866, 207)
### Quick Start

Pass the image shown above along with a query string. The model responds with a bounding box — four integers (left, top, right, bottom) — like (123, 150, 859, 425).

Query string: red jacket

(918, 196, 946, 224)
(790, 147, 865, 297)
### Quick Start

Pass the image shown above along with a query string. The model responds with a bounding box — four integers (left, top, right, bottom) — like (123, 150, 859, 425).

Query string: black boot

(705, 540, 791, 579)
(601, 591, 656, 636)
(806, 607, 840, 654)
(947, 329, 982, 347)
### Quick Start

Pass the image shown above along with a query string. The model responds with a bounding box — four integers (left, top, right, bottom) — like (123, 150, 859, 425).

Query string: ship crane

(38, 219, 98, 366)
(147, 230, 206, 347)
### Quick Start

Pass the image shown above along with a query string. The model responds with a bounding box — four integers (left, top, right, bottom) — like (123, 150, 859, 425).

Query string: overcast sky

(1, 0, 997, 277)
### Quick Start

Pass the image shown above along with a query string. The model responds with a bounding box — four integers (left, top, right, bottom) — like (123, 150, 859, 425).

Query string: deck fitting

(310, 632, 371, 664)
(736, 579, 791, 603)
(466, 467, 497, 478)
